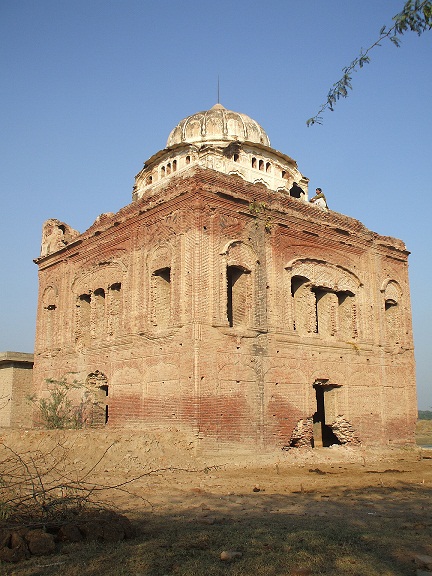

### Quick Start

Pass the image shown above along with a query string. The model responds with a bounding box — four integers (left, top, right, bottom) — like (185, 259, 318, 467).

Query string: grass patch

(416, 419, 432, 445)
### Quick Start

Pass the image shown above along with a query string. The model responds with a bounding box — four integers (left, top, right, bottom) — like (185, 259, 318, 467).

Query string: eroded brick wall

(33, 168, 417, 450)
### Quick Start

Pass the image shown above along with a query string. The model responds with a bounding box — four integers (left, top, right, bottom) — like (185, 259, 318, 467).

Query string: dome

(166, 103, 270, 148)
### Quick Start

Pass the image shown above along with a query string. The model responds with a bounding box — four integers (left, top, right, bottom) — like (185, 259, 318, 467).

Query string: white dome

(166, 103, 270, 148)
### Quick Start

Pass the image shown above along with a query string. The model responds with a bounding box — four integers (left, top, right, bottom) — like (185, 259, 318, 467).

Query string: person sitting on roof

(310, 188, 328, 210)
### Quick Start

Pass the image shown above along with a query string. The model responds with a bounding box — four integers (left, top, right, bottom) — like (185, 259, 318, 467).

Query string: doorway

(85, 371, 109, 428)
(312, 381, 341, 447)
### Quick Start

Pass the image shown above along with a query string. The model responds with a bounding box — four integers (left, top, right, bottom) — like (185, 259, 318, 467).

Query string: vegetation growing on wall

(248, 200, 273, 232)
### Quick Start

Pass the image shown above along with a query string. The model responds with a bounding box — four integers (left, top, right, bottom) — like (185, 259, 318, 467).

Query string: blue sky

(1, 1, 430, 408)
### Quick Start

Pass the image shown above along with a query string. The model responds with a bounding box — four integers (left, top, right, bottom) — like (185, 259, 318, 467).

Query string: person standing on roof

(289, 182, 305, 199)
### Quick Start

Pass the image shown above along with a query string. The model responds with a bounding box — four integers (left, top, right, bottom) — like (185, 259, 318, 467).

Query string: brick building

(33, 104, 417, 450)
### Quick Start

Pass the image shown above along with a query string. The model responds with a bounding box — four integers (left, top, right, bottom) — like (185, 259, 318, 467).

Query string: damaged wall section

(286, 414, 361, 449)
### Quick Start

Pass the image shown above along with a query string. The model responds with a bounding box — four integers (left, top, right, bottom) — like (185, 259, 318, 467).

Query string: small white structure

(0, 352, 34, 428)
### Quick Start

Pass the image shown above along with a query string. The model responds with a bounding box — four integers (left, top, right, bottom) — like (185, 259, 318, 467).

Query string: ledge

(0, 351, 34, 366)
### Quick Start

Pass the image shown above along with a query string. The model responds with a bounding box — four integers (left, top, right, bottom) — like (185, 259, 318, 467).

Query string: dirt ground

(1, 425, 432, 576)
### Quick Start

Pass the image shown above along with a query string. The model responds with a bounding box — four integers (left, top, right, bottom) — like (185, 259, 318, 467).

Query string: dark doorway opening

(99, 384, 109, 425)
(313, 383, 341, 447)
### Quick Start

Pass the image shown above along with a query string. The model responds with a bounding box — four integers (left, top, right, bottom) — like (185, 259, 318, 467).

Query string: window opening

(94, 288, 105, 339)
(154, 268, 170, 283)
(233, 153, 239, 162)
(313, 288, 337, 337)
(161, 166, 166, 177)
(385, 298, 400, 343)
(338, 291, 357, 339)
(291, 276, 314, 334)
(266, 162, 271, 173)
(77, 294, 91, 346)
(313, 287, 330, 334)
(227, 265, 250, 327)
(185, 155, 191, 164)
(109, 283, 122, 334)
(173, 159, 177, 171)
(79, 294, 91, 305)
(152, 267, 171, 328)
(252, 157, 257, 169)
(259, 159, 264, 171)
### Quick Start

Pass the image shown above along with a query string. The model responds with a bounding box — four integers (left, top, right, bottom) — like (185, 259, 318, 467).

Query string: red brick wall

(33, 168, 417, 451)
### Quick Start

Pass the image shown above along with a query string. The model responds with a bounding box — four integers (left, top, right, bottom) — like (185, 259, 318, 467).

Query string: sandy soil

(1, 427, 431, 516)
(1, 428, 432, 575)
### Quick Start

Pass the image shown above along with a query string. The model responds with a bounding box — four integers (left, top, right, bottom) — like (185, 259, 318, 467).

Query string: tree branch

(307, 0, 432, 126)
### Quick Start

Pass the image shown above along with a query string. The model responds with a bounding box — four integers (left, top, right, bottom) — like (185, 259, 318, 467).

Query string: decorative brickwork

(32, 105, 417, 453)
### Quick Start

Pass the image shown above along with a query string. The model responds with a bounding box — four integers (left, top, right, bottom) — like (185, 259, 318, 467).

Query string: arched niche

(286, 259, 361, 340)
(40, 285, 59, 349)
(219, 240, 257, 328)
(85, 370, 109, 428)
(148, 245, 173, 329)
(381, 279, 403, 344)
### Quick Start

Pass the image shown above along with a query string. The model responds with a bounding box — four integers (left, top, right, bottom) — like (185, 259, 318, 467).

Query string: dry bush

(0, 439, 143, 528)
(0, 438, 212, 528)
(28, 379, 98, 430)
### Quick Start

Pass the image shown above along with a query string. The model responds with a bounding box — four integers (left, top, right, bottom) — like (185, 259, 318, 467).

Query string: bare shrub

(0, 438, 209, 528)
(0, 440, 114, 525)
(28, 379, 98, 430)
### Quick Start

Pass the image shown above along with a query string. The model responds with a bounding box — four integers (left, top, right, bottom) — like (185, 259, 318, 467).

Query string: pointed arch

(148, 244, 173, 329)
(219, 240, 257, 328)
(381, 280, 403, 344)
(41, 285, 59, 350)
(252, 178, 270, 188)
(227, 170, 245, 180)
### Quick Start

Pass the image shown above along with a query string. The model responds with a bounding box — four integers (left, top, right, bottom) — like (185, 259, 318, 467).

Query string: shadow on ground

(3, 481, 432, 576)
